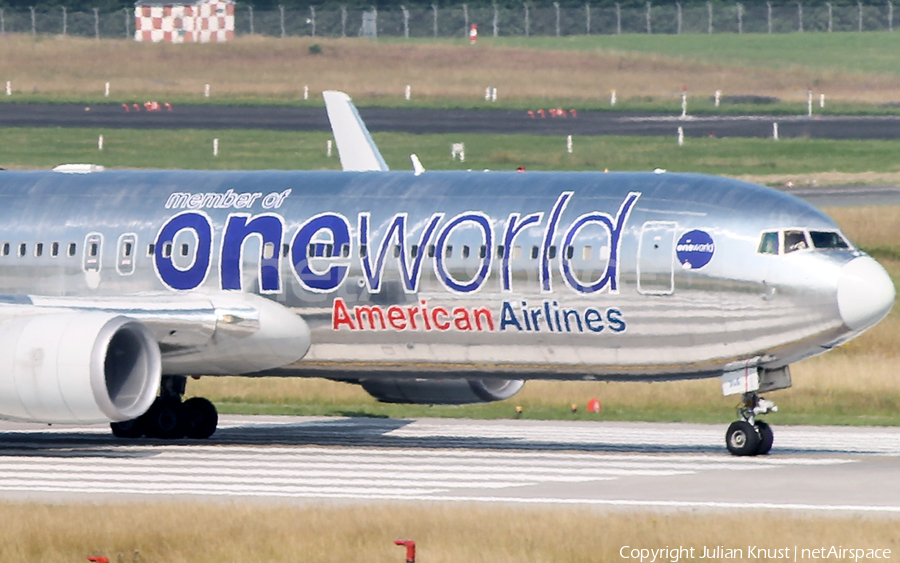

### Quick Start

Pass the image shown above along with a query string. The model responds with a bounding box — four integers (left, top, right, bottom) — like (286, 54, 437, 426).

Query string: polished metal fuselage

(0, 170, 863, 382)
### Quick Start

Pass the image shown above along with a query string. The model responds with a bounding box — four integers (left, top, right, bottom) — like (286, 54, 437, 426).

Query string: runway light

(394, 540, 416, 563)
(570, 403, 578, 414)
(515, 405, 523, 418)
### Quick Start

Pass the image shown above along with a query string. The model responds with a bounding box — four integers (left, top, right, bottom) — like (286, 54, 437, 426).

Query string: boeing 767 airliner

(0, 92, 892, 456)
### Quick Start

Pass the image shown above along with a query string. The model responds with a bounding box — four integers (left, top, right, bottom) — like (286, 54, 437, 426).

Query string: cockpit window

(783, 230, 809, 253)
(810, 231, 850, 250)
(758, 231, 779, 255)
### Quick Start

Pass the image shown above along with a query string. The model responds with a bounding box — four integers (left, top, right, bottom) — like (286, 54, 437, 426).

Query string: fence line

(0, 3, 897, 39)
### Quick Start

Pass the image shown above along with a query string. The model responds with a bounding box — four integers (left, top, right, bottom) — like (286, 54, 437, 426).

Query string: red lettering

(474, 307, 494, 331)
(432, 307, 451, 330)
(420, 299, 432, 330)
(406, 306, 419, 330)
(332, 298, 356, 330)
(355, 306, 387, 330)
(453, 307, 473, 331)
(387, 306, 407, 330)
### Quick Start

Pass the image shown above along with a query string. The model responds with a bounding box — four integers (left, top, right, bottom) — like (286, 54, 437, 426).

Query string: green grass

(7, 127, 900, 177)
(490, 33, 900, 76)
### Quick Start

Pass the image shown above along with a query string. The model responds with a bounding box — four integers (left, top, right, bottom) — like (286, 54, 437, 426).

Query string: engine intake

(0, 313, 161, 424)
(359, 377, 524, 405)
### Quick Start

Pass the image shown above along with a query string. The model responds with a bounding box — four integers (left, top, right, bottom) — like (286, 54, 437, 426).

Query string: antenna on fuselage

(322, 90, 389, 172)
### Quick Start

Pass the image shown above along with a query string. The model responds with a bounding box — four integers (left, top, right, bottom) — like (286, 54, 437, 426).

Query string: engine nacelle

(359, 378, 524, 405)
(0, 313, 161, 424)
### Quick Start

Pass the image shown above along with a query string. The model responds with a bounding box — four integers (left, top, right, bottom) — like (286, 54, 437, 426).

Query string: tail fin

(323, 90, 389, 172)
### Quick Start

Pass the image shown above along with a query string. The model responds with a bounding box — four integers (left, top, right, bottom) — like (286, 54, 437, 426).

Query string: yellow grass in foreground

(1, 502, 897, 563)
(4, 34, 900, 104)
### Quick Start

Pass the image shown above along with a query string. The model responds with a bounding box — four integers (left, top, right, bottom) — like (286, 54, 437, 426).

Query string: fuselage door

(117, 233, 137, 275)
(83, 233, 103, 272)
(637, 221, 677, 295)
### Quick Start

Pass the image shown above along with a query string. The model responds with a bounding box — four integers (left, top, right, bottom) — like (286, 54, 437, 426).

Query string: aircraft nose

(837, 256, 895, 331)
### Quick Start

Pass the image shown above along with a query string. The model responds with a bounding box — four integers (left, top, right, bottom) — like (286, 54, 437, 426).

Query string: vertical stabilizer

(322, 90, 389, 172)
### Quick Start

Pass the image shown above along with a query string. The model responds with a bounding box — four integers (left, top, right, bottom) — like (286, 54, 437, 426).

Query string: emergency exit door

(637, 221, 677, 295)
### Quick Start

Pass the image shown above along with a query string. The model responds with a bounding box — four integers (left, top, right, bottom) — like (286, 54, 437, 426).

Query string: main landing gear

(725, 392, 777, 456)
(111, 376, 218, 440)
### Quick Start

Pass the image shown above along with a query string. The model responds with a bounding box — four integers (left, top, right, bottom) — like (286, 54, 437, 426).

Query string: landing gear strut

(725, 392, 776, 456)
(111, 376, 218, 440)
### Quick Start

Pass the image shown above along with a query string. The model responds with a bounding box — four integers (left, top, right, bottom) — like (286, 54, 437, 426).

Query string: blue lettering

(500, 212, 542, 292)
(607, 308, 626, 332)
(500, 301, 523, 331)
(560, 192, 641, 294)
(291, 213, 352, 293)
(154, 211, 213, 291)
(540, 192, 573, 293)
(584, 308, 604, 333)
(562, 309, 583, 332)
(434, 212, 493, 293)
(358, 212, 443, 293)
(220, 213, 283, 293)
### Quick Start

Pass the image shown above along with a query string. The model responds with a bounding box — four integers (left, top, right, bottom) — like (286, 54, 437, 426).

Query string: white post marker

(807, 88, 813, 117)
(610, 89, 616, 106)
(326, 139, 332, 157)
(491, 87, 497, 102)
(104, 82, 109, 98)
(566, 135, 573, 154)
(304, 85, 309, 101)
(205, 83, 211, 98)
(677, 126, 684, 146)
(715, 89, 721, 107)
(98, 135, 103, 150)
(820, 93, 825, 108)
(213, 138, 219, 156)
(405, 85, 411, 101)
(681, 87, 688, 119)
(451, 142, 465, 162)
(773, 122, 779, 140)
(485, 87, 491, 101)
(5, 81, 10, 96)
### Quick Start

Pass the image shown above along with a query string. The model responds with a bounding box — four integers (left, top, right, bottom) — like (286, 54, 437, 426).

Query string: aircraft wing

(323, 90, 389, 172)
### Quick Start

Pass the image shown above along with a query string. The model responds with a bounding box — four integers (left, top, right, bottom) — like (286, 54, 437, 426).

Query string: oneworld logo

(676, 230, 715, 270)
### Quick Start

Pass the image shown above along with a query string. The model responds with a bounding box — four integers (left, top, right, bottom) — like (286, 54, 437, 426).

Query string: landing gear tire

(726, 421, 760, 456)
(110, 418, 145, 439)
(144, 397, 186, 440)
(183, 397, 218, 439)
(755, 421, 774, 456)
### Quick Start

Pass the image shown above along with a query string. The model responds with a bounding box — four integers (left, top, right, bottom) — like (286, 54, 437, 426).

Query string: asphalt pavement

(4, 102, 900, 139)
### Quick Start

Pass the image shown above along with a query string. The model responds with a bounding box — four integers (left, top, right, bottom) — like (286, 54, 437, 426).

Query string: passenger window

(263, 242, 275, 260)
(497, 245, 505, 259)
(479, 245, 486, 259)
(359, 245, 367, 258)
(566, 246, 574, 259)
(325, 243, 333, 258)
(83, 233, 102, 272)
(513, 246, 522, 260)
(117, 234, 137, 275)
(583, 246, 592, 260)
(1, 242, 9, 256)
(428, 245, 435, 258)
(758, 231, 779, 255)
(393, 245, 401, 258)
(462, 245, 470, 259)
(411, 244, 418, 258)
(810, 231, 850, 250)
(445, 245, 453, 258)
(180, 243, 189, 257)
(147, 244, 155, 257)
(35, 243, 43, 257)
(282, 243, 290, 257)
(341, 243, 350, 258)
(784, 230, 809, 253)
(69, 243, 77, 257)
(164, 243, 172, 258)
(530, 246, 539, 259)
(548, 246, 557, 259)
(18, 243, 25, 257)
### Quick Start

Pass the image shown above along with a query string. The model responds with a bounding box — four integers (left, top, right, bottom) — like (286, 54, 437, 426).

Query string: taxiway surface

(2, 416, 899, 513)
(4, 103, 900, 139)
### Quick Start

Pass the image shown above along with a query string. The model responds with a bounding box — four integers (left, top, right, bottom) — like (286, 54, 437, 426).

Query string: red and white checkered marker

(135, 0, 234, 43)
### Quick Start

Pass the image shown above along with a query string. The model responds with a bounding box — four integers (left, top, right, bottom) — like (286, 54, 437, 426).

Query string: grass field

(1, 502, 897, 563)
(5, 33, 900, 110)
(9, 128, 900, 182)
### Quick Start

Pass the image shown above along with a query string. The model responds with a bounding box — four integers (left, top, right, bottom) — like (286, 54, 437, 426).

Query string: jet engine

(359, 377, 524, 405)
(0, 313, 161, 424)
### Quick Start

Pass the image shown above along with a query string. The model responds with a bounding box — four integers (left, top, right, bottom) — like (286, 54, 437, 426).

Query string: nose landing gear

(110, 376, 218, 440)
(725, 392, 777, 456)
